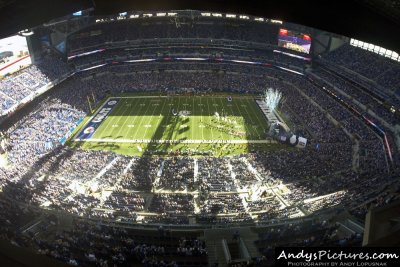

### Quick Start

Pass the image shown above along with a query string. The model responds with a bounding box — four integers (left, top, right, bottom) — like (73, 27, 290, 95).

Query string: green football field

(72, 95, 275, 156)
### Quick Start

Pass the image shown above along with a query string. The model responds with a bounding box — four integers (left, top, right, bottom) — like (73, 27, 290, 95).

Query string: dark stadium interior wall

(24, 35, 36, 63)
(0, 0, 398, 51)
(50, 32, 64, 47)
(0, 239, 70, 267)
(90, 0, 400, 52)
(26, 33, 45, 63)
(329, 37, 349, 52)
(311, 31, 348, 56)
(0, 115, 6, 127)
(50, 31, 66, 53)
(311, 33, 330, 56)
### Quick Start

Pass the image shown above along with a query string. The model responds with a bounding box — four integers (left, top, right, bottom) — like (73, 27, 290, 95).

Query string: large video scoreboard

(278, 28, 311, 54)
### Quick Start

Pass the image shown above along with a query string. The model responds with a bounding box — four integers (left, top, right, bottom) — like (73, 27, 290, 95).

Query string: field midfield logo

(178, 110, 191, 116)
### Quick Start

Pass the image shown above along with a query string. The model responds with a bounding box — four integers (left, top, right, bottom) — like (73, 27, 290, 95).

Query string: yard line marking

(218, 97, 233, 141)
(245, 98, 268, 139)
(191, 96, 195, 140)
(113, 98, 141, 139)
(158, 96, 174, 141)
(154, 95, 168, 140)
(125, 98, 144, 138)
(233, 97, 255, 139)
(98, 99, 127, 138)
(94, 98, 128, 139)
(205, 97, 214, 140)
(77, 96, 267, 146)
(131, 98, 153, 139)
(174, 96, 183, 141)
(141, 99, 161, 139)
(199, 98, 205, 140)
(167, 96, 178, 141)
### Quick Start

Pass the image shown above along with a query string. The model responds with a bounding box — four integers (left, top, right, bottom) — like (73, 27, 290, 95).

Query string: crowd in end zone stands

(0, 42, 399, 266)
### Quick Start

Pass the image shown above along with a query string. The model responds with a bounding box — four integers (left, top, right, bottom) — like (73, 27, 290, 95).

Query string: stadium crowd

(67, 17, 278, 52)
(323, 44, 400, 95)
(0, 55, 70, 114)
(0, 61, 397, 222)
(0, 34, 399, 266)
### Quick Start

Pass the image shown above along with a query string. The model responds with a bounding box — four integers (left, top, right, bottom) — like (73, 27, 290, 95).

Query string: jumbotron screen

(278, 28, 311, 54)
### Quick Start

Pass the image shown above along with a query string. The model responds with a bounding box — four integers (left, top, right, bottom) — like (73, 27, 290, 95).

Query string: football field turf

(72, 95, 274, 156)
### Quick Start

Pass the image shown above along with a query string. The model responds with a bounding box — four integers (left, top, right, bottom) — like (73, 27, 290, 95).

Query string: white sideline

(117, 96, 168, 98)
(76, 138, 276, 144)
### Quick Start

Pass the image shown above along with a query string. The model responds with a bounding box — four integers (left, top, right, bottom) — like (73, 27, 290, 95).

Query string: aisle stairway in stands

(204, 227, 261, 267)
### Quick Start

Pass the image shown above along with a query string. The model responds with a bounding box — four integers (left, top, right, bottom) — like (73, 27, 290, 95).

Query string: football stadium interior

(0, 0, 399, 266)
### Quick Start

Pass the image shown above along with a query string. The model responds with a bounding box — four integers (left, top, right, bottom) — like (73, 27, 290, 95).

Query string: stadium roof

(0, 0, 398, 52)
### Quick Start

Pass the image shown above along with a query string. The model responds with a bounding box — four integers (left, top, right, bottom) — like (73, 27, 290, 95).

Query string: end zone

(74, 98, 120, 141)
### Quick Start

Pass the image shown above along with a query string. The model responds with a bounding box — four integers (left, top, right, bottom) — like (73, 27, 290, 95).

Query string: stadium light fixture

(18, 29, 34, 36)
(73, 11, 82, 16)
(271, 19, 283, 24)
(368, 44, 374, 51)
